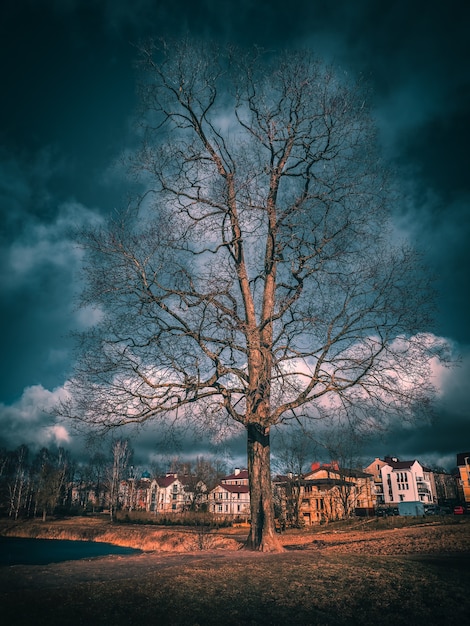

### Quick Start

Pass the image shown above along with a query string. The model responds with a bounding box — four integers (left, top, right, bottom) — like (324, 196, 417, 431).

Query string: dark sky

(1, 0, 469, 470)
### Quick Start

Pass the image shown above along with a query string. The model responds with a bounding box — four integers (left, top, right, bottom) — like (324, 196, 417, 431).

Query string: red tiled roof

(223, 469, 249, 480)
(217, 484, 250, 494)
(156, 475, 178, 488)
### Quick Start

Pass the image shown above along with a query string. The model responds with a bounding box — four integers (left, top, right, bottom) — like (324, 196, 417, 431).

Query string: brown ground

(1, 516, 469, 625)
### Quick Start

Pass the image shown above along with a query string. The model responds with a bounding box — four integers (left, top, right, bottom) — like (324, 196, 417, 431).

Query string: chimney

(234, 468, 240, 476)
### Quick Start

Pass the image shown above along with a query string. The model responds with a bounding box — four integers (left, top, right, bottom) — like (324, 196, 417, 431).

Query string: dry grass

(0, 516, 241, 551)
(1, 516, 469, 625)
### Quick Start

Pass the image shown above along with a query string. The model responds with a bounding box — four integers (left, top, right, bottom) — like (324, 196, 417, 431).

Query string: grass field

(1, 516, 469, 625)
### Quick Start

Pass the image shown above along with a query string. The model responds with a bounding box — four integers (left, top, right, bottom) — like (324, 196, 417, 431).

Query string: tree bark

(245, 423, 284, 552)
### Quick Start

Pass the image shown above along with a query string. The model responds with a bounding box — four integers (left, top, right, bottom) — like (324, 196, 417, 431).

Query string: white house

(150, 473, 190, 513)
(209, 468, 250, 519)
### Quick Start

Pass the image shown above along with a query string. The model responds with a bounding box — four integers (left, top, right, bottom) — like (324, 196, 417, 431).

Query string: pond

(0, 536, 141, 566)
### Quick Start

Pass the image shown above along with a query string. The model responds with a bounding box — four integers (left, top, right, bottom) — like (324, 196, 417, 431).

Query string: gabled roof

(223, 469, 249, 481)
(220, 484, 250, 494)
(212, 483, 250, 494)
(306, 465, 371, 480)
(383, 459, 417, 470)
(155, 475, 179, 488)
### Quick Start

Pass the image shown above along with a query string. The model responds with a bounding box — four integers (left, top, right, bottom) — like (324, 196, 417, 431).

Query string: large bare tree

(61, 40, 446, 551)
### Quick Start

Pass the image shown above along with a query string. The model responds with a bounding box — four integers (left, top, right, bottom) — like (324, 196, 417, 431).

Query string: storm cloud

(1, 0, 468, 470)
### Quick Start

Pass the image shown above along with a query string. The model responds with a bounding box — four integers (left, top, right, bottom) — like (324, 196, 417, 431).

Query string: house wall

(363, 458, 388, 506)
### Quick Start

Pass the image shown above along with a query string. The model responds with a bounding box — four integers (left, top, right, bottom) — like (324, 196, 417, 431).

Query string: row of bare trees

(0, 441, 228, 521)
(0, 445, 73, 520)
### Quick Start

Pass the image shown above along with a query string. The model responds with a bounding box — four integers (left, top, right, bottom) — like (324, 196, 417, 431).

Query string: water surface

(0, 536, 141, 566)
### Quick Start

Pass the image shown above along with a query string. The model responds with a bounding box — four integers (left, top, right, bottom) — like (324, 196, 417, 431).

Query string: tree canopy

(61, 40, 446, 550)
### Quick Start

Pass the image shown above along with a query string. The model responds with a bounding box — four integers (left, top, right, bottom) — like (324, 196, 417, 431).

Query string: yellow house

(304, 462, 375, 520)
(274, 462, 375, 526)
(456, 452, 470, 508)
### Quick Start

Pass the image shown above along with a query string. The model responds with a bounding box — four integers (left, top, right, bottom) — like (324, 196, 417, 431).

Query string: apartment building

(364, 457, 436, 506)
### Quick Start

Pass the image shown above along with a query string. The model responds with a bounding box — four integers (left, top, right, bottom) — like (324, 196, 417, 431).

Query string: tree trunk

(245, 423, 284, 552)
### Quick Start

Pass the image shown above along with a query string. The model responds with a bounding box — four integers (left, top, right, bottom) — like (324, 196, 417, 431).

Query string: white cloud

(0, 384, 71, 450)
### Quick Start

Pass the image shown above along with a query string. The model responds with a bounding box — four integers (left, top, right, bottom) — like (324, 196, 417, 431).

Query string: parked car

(425, 505, 450, 516)
(424, 505, 439, 516)
(375, 507, 400, 517)
(453, 505, 465, 515)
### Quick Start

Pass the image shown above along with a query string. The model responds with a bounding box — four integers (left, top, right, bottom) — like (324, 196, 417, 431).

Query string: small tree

(61, 40, 447, 551)
(320, 423, 369, 519)
(32, 447, 71, 521)
(174, 456, 224, 511)
(7, 445, 30, 519)
(273, 428, 318, 527)
(107, 439, 132, 522)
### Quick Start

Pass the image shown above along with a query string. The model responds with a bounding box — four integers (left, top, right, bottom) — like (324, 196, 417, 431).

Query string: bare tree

(107, 439, 132, 522)
(32, 447, 71, 521)
(61, 40, 447, 551)
(87, 452, 108, 511)
(173, 456, 225, 511)
(273, 428, 318, 527)
(7, 445, 30, 519)
(318, 422, 369, 518)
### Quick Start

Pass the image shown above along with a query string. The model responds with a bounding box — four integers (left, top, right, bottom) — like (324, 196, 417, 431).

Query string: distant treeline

(0, 442, 227, 520)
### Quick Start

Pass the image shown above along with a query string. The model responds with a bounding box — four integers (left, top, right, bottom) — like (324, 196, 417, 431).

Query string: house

(303, 462, 374, 522)
(273, 462, 375, 526)
(456, 452, 470, 509)
(150, 473, 191, 513)
(364, 457, 436, 507)
(209, 468, 250, 519)
(148, 472, 209, 513)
